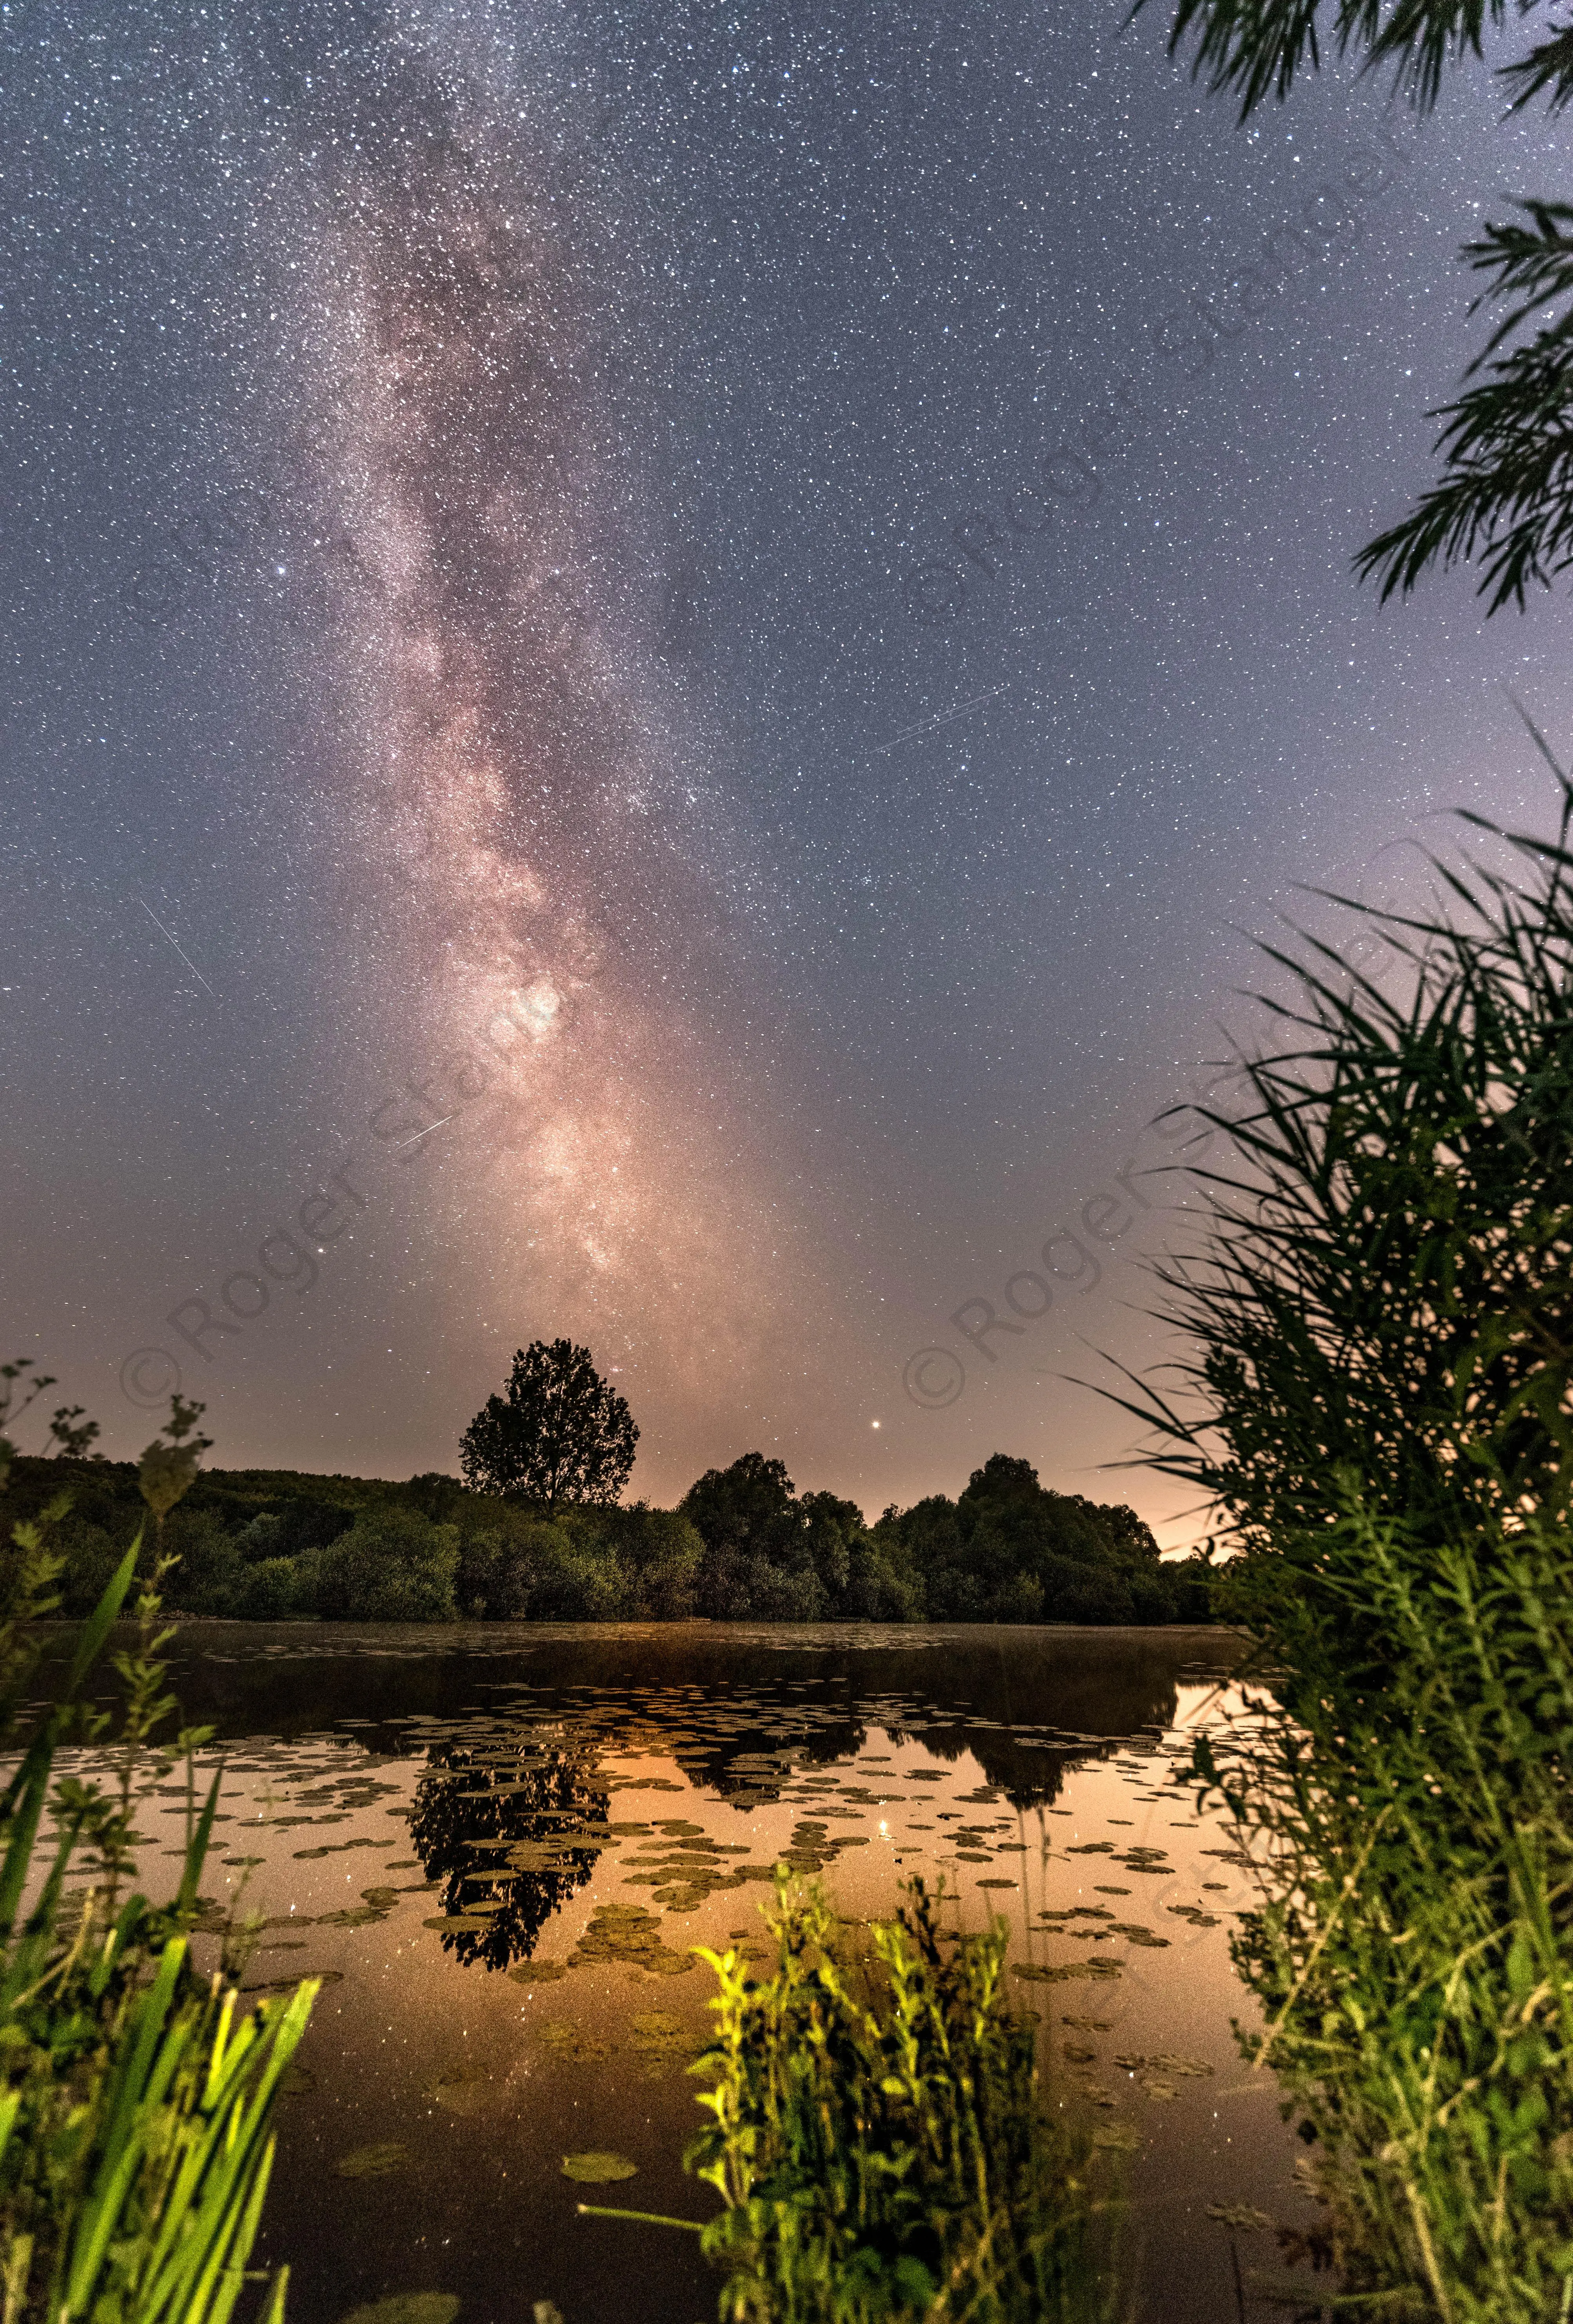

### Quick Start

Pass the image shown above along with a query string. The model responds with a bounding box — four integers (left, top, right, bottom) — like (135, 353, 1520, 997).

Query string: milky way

(269, 19, 830, 1443)
(7, 0, 1571, 1510)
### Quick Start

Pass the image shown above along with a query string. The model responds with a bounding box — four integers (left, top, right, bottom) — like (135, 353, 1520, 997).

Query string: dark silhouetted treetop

(681, 1452, 800, 1564)
(1132, 0, 1573, 612)
(1355, 201, 1573, 610)
(1133, 0, 1573, 120)
(459, 1339, 637, 1511)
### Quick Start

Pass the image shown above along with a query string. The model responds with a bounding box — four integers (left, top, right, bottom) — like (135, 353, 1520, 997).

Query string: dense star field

(3, 0, 1569, 1527)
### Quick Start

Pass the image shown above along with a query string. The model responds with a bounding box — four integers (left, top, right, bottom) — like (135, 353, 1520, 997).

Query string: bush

(163, 1505, 243, 1612)
(51, 1513, 125, 1617)
(506, 1513, 625, 1621)
(234, 1555, 300, 1620)
(454, 1511, 541, 1617)
(840, 1528, 925, 1621)
(295, 1505, 458, 1620)
(580, 1504, 704, 1619)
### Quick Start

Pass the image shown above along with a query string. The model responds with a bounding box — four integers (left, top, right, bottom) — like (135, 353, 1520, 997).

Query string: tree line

(0, 1340, 1213, 1627)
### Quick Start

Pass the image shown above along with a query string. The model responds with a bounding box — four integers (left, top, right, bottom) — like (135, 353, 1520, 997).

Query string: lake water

(109, 1620, 1315, 2324)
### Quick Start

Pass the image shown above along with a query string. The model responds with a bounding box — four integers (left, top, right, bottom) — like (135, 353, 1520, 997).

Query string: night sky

(4, 0, 1569, 1538)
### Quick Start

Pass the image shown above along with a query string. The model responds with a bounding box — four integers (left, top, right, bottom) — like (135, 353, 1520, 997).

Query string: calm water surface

(104, 1621, 1312, 2324)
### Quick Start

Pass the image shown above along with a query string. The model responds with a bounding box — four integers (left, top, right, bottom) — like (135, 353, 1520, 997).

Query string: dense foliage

(870, 1455, 1213, 1625)
(459, 1338, 637, 1508)
(678, 1877, 1112, 2324)
(0, 1450, 1210, 1627)
(1118, 763, 1573, 2319)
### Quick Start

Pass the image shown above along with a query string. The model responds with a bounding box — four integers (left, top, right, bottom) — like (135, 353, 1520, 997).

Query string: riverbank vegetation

(0, 1383, 314, 2324)
(1118, 762, 1573, 2319)
(0, 1443, 1213, 1629)
(582, 1873, 1115, 2324)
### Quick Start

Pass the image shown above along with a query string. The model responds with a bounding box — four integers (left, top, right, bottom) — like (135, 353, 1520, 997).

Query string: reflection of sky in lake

(103, 1622, 1314, 2324)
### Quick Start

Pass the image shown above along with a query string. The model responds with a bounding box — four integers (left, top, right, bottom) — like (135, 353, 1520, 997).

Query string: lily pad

(336, 2299, 458, 2324)
(1206, 2203, 1277, 2233)
(334, 2141, 411, 2180)
(540, 2020, 612, 2062)
(560, 2150, 637, 2184)
(507, 1960, 568, 1984)
(423, 2063, 495, 2115)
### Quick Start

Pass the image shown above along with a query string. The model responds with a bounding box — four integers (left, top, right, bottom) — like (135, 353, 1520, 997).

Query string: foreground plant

(1133, 0, 1573, 616)
(1110, 742, 1573, 2319)
(676, 1875, 1110, 2324)
(0, 1386, 315, 2324)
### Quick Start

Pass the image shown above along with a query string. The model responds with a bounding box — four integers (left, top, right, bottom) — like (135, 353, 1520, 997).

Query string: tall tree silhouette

(459, 1338, 636, 1510)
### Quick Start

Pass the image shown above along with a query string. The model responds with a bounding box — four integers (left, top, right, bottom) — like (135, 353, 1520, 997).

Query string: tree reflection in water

(409, 1739, 609, 1971)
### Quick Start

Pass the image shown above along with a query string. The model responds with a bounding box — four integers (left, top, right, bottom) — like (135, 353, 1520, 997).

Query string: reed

(0, 1392, 315, 2324)
(1108, 733, 1573, 2319)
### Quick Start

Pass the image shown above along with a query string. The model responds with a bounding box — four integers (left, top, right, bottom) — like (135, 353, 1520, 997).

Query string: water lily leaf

(507, 1960, 568, 1983)
(334, 2141, 411, 2179)
(336, 2297, 458, 2324)
(629, 2011, 685, 2039)
(423, 2063, 495, 2114)
(1207, 2203, 1276, 2233)
(540, 2020, 612, 2062)
(1013, 1959, 1122, 1984)
(561, 2150, 637, 2183)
